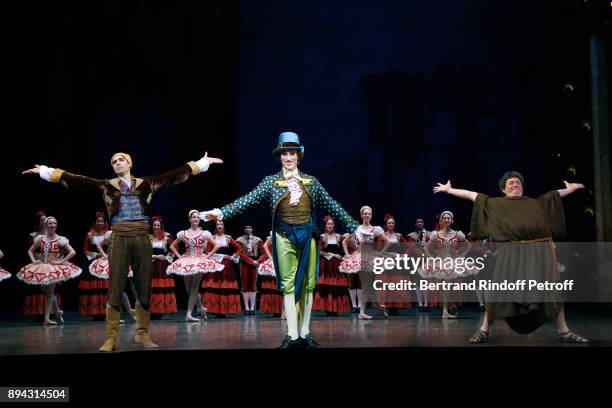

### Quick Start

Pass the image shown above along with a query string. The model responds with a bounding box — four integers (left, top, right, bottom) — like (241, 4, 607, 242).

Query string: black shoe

(351, 307, 359, 314)
(278, 335, 302, 349)
(244, 310, 250, 316)
(423, 306, 430, 312)
(301, 334, 321, 349)
(417, 306, 424, 312)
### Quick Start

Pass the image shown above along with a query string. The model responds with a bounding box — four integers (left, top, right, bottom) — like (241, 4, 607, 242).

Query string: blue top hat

(271, 131, 305, 157)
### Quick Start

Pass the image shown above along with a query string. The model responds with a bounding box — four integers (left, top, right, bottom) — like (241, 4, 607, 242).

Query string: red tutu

(18, 262, 81, 285)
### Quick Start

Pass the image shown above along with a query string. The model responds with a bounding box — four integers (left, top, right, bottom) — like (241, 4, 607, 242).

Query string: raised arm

(146, 152, 223, 193)
(433, 180, 478, 202)
(200, 177, 272, 222)
(23, 165, 106, 192)
(557, 181, 585, 198)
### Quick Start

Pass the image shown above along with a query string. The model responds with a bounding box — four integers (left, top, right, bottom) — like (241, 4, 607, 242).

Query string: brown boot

(98, 305, 120, 352)
(134, 303, 159, 348)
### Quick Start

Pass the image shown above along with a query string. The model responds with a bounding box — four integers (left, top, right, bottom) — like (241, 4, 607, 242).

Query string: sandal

(468, 329, 489, 343)
(559, 331, 590, 343)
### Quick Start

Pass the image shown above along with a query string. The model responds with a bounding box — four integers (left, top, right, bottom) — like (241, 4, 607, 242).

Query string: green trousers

(274, 232, 317, 296)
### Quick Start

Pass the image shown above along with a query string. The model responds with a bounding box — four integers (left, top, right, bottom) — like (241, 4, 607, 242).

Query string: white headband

(360, 205, 372, 215)
(440, 210, 454, 220)
(44, 216, 57, 225)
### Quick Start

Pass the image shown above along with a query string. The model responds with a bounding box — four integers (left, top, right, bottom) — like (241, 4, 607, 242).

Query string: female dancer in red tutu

(168, 210, 223, 322)
(408, 218, 434, 312)
(341, 233, 360, 313)
(339, 206, 388, 319)
(201, 220, 243, 317)
(17, 216, 81, 325)
(23, 211, 62, 319)
(79, 212, 110, 319)
(420, 210, 473, 318)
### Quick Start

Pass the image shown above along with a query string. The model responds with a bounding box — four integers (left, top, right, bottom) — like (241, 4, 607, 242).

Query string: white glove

(39, 165, 54, 182)
(199, 208, 223, 221)
(195, 157, 210, 173)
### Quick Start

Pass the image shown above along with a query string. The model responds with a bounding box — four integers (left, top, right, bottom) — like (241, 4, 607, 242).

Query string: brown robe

(470, 191, 565, 333)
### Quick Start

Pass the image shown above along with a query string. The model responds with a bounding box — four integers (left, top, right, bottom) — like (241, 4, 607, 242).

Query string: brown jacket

(49, 162, 201, 222)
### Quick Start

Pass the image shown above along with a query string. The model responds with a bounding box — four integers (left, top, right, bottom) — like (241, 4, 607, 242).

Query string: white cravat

(283, 168, 303, 206)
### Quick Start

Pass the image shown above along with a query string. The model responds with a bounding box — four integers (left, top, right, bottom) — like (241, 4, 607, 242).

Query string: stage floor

(0, 307, 609, 355)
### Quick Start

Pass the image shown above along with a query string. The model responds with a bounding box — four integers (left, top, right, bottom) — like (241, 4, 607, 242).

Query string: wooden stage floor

(0, 307, 609, 355)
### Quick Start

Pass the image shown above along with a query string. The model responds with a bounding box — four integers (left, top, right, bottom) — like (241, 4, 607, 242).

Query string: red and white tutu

(167, 255, 224, 276)
(257, 258, 275, 276)
(0, 267, 11, 282)
(339, 252, 362, 274)
(17, 262, 81, 285)
(88, 258, 133, 279)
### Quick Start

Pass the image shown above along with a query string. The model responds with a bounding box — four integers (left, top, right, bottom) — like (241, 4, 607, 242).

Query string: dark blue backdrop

(233, 0, 592, 234)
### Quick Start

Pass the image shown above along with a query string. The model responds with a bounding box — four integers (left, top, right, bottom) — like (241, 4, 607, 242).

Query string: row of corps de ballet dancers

(2, 205, 491, 326)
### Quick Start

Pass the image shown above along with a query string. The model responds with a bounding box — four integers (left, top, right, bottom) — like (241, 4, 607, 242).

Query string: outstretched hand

(433, 180, 452, 194)
(563, 180, 585, 192)
(199, 209, 220, 222)
(202, 152, 223, 165)
(22, 165, 41, 175)
(204, 213, 218, 221)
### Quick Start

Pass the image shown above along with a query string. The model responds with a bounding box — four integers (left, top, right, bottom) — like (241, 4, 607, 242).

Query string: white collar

(282, 168, 301, 180)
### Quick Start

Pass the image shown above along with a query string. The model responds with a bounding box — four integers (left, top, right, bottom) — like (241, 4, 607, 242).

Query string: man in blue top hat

(200, 132, 359, 348)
